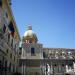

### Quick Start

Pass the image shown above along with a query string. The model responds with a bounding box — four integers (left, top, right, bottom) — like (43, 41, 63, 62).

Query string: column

(50, 64, 53, 74)
(58, 64, 61, 72)
(22, 62, 24, 75)
(66, 65, 68, 73)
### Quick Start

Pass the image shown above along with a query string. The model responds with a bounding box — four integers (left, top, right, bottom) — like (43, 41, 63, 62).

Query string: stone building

(1, 0, 75, 75)
(19, 26, 75, 75)
(0, 0, 20, 75)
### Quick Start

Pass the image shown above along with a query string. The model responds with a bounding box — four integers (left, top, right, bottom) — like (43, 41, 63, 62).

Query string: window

(9, 0, 12, 5)
(54, 64, 57, 67)
(43, 52, 48, 58)
(11, 39, 13, 47)
(6, 12, 8, 18)
(14, 56, 15, 62)
(62, 64, 64, 67)
(15, 44, 16, 49)
(9, 63, 11, 71)
(8, 33, 10, 42)
(19, 47, 22, 55)
(43, 52, 46, 58)
(8, 21, 15, 33)
(3, 24, 6, 33)
(5, 61, 7, 71)
(31, 47, 35, 55)
(0, 0, 2, 7)
(10, 53, 12, 59)
(29, 40, 32, 43)
(6, 49, 8, 53)
(13, 65, 15, 72)
(69, 63, 72, 66)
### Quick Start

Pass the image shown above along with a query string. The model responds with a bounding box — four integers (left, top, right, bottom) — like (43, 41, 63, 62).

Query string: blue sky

(11, 0, 75, 48)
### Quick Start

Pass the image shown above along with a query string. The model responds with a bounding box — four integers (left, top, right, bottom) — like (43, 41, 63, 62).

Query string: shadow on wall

(65, 74, 70, 75)
(13, 72, 21, 75)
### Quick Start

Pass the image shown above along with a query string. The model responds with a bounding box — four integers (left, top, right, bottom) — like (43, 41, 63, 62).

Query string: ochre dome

(23, 26, 38, 43)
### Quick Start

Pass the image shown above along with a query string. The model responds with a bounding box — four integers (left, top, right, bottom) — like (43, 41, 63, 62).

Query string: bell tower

(22, 26, 43, 59)
(21, 26, 43, 75)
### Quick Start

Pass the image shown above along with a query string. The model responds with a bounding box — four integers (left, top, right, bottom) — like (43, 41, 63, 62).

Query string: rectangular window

(43, 52, 46, 58)
(9, 63, 11, 71)
(0, 0, 2, 7)
(6, 49, 8, 53)
(14, 56, 15, 62)
(5, 61, 7, 71)
(8, 21, 15, 37)
(31, 47, 35, 55)
(10, 53, 12, 59)
(8, 33, 10, 42)
(29, 40, 32, 43)
(6, 12, 8, 18)
(13, 65, 15, 73)
(3, 24, 6, 33)
(11, 39, 13, 48)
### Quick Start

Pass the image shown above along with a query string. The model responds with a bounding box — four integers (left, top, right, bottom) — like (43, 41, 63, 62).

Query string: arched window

(31, 47, 35, 55)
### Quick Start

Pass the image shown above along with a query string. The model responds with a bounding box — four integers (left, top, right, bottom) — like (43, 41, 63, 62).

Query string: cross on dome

(27, 25, 32, 30)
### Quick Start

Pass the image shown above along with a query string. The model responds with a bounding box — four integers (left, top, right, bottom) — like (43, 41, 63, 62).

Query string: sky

(11, 0, 75, 48)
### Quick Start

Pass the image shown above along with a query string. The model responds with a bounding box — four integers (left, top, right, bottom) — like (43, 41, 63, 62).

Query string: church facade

(19, 26, 75, 75)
